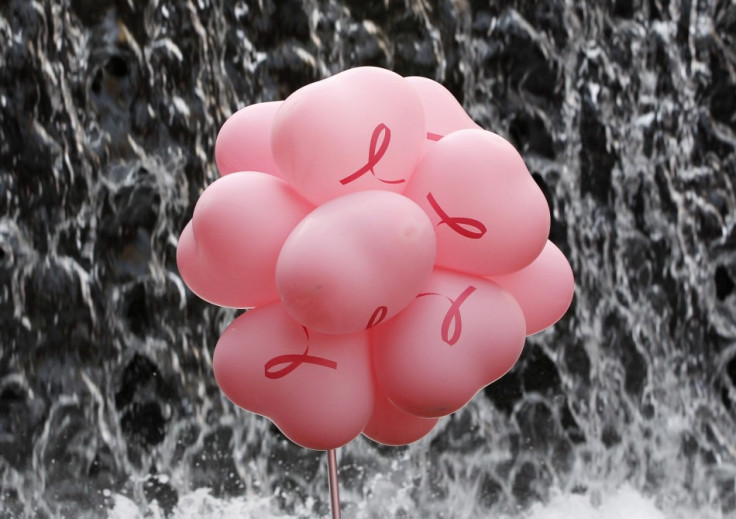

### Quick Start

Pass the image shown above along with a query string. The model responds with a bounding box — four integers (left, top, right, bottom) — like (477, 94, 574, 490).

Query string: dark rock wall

(0, 0, 735, 517)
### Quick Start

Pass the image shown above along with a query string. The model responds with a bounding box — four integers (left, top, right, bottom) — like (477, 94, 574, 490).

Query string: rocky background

(1, 0, 735, 517)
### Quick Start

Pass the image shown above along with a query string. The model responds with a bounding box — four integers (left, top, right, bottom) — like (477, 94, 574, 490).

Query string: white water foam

(518, 486, 666, 519)
(108, 483, 726, 519)
(109, 488, 304, 519)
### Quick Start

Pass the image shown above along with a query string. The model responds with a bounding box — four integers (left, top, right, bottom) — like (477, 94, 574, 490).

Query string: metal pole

(327, 448, 341, 519)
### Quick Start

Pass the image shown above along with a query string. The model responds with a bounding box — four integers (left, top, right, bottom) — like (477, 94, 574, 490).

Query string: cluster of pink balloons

(177, 67, 574, 450)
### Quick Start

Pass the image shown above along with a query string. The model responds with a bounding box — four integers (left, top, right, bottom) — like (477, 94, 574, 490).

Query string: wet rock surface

(1, 0, 735, 517)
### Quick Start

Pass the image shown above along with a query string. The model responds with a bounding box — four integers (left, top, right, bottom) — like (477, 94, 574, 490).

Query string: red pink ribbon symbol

(339, 123, 405, 185)
(264, 327, 338, 379)
(417, 285, 477, 345)
(426, 192, 487, 239)
(366, 305, 388, 329)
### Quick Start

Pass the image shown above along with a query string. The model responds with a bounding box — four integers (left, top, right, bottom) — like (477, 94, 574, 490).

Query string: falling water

(1, 0, 735, 517)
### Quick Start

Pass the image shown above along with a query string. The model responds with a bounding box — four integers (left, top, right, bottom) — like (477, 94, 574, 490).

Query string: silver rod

(327, 448, 341, 519)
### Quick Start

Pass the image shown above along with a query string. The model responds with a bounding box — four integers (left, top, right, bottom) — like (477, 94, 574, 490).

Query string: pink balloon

(276, 190, 436, 334)
(271, 67, 426, 205)
(362, 378, 439, 446)
(489, 240, 574, 336)
(405, 76, 480, 143)
(177, 172, 313, 308)
(403, 129, 550, 276)
(372, 269, 526, 418)
(213, 303, 374, 450)
(215, 101, 283, 177)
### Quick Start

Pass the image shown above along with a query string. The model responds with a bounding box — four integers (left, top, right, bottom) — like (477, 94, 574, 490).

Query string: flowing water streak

(1, 0, 735, 517)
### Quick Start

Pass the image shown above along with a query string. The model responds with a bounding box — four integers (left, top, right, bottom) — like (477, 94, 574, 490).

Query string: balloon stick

(327, 448, 341, 519)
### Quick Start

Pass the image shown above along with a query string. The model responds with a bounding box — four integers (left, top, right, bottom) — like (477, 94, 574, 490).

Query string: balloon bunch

(177, 67, 574, 451)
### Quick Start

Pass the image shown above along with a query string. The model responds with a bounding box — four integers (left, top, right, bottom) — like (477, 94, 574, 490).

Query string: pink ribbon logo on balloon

(339, 123, 404, 185)
(264, 327, 338, 379)
(177, 66, 575, 451)
(426, 192, 487, 239)
(366, 306, 388, 329)
(417, 285, 477, 346)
